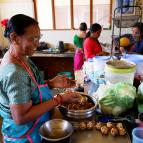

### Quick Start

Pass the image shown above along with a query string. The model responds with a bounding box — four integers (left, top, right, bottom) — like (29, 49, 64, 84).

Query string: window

(34, 0, 112, 30)
(73, 0, 90, 29)
(55, 0, 71, 29)
(93, 0, 111, 28)
(36, 0, 53, 29)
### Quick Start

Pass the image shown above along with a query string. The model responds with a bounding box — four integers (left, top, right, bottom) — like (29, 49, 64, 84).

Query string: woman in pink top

(83, 23, 103, 60)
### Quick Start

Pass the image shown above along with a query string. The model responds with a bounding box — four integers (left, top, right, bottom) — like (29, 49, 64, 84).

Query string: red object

(83, 37, 102, 59)
(1, 18, 9, 27)
(138, 123, 143, 128)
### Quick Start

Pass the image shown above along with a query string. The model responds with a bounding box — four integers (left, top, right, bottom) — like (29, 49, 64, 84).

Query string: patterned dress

(0, 59, 52, 143)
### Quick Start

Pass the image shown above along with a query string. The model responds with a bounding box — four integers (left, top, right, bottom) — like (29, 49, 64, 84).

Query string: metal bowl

(59, 94, 97, 119)
(39, 119, 73, 142)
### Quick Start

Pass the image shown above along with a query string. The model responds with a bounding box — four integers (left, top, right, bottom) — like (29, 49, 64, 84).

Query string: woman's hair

(4, 14, 38, 38)
(86, 23, 102, 38)
(79, 22, 87, 31)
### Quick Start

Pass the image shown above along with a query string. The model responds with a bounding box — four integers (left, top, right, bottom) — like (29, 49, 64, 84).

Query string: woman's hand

(48, 75, 76, 88)
(60, 91, 81, 103)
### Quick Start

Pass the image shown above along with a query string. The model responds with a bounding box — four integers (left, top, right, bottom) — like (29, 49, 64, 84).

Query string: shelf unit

(110, 5, 142, 59)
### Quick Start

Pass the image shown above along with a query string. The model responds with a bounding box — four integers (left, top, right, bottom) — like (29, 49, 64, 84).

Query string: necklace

(9, 49, 37, 83)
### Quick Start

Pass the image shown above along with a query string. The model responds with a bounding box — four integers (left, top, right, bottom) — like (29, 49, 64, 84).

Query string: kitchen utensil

(132, 127, 143, 143)
(98, 115, 135, 123)
(39, 119, 73, 142)
(59, 94, 97, 119)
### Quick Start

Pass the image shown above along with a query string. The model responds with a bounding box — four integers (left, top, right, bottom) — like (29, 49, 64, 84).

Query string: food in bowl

(62, 94, 94, 110)
(59, 93, 96, 119)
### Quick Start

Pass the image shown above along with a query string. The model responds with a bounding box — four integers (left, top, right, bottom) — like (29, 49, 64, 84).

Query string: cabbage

(98, 82, 136, 116)
(137, 82, 143, 112)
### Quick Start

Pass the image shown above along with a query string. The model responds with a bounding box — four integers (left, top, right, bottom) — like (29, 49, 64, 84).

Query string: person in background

(130, 22, 143, 54)
(73, 22, 87, 71)
(83, 23, 105, 60)
(115, 22, 143, 55)
(83, 23, 105, 95)
(0, 14, 81, 143)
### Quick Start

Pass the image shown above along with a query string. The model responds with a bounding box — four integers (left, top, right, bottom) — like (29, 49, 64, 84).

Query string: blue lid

(122, 54, 143, 63)
(93, 56, 110, 61)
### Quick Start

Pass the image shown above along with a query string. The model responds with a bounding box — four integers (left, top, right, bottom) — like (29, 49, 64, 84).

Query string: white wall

(40, 29, 113, 47)
(0, 0, 142, 48)
(0, 0, 34, 48)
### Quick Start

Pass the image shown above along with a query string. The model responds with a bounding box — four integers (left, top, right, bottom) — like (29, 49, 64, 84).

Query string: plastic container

(93, 56, 110, 84)
(132, 127, 143, 143)
(105, 60, 136, 84)
(122, 54, 143, 79)
(83, 59, 94, 82)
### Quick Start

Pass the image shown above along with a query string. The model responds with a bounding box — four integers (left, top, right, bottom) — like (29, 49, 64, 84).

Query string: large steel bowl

(59, 94, 97, 119)
(39, 119, 73, 142)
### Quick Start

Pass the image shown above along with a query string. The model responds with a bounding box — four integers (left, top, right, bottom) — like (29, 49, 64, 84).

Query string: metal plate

(71, 127, 131, 143)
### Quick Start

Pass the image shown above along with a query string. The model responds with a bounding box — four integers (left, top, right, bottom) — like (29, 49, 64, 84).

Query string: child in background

(73, 22, 87, 71)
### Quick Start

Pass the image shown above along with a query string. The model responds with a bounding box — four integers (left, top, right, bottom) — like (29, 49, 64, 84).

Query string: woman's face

(17, 24, 41, 56)
(132, 27, 140, 37)
(79, 31, 87, 38)
(92, 29, 101, 39)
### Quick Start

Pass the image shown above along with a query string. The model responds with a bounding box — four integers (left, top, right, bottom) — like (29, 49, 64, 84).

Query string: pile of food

(59, 93, 96, 119)
(95, 122, 126, 136)
(78, 121, 126, 136)
(62, 95, 95, 110)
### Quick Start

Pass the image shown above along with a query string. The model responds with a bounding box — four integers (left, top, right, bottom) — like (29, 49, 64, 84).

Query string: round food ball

(116, 123, 123, 130)
(106, 122, 113, 129)
(86, 121, 94, 130)
(79, 121, 86, 130)
(119, 128, 126, 136)
(101, 126, 109, 135)
(95, 122, 103, 130)
(110, 127, 119, 136)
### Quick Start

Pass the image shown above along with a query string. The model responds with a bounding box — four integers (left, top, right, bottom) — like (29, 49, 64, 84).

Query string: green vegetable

(99, 82, 136, 116)
(137, 82, 143, 112)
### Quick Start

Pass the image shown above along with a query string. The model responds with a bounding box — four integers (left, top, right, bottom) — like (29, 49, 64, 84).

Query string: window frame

(33, 0, 112, 30)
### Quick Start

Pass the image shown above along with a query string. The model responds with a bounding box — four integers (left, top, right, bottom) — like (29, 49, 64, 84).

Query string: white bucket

(121, 54, 143, 79)
(105, 60, 136, 84)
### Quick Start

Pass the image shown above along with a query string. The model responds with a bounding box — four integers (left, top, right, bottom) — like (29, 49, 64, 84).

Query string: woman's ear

(9, 32, 20, 44)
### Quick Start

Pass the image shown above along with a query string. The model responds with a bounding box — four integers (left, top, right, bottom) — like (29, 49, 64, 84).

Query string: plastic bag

(98, 82, 136, 116)
(137, 82, 143, 112)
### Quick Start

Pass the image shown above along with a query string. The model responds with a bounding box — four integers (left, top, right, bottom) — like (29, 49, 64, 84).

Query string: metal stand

(110, 5, 142, 59)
